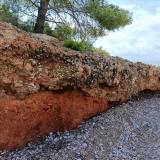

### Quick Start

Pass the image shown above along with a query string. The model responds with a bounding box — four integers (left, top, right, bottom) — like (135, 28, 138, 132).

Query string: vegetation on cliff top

(0, 0, 132, 55)
(157, 66, 160, 70)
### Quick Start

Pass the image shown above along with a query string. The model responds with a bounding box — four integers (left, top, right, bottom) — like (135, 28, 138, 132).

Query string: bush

(64, 39, 110, 56)
(92, 46, 110, 56)
(64, 39, 86, 51)
(0, 4, 19, 26)
(44, 23, 54, 36)
(52, 23, 76, 41)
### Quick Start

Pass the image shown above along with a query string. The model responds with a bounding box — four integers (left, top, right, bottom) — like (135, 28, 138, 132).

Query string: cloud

(94, 2, 160, 65)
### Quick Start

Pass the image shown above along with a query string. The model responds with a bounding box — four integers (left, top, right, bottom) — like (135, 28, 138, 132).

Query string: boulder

(0, 22, 160, 150)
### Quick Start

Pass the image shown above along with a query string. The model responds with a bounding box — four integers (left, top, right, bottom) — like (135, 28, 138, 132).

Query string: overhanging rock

(0, 22, 160, 150)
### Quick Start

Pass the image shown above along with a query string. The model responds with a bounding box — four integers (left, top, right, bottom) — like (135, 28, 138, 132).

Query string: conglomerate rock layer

(0, 22, 160, 150)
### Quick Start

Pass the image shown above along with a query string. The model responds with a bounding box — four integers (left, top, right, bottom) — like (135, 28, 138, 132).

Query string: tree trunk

(34, 0, 49, 33)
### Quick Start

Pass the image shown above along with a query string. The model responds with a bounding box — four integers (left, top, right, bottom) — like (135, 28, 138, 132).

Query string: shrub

(92, 46, 110, 56)
(64, 39, 110, 56)
(64, 39, 86, 51)
(0, 4, 19, 26)
(44, 23, 54, 36)
(52, 23, 76, 41)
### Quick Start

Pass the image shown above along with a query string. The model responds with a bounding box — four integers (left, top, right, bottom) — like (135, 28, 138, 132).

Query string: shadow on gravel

(130, 90, 160, 101)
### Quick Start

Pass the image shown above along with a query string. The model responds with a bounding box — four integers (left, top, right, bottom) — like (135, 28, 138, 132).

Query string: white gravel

(1, 91, 160, 160)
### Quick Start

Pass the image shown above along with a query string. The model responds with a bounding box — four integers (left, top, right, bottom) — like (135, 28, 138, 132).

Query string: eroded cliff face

(0, 22, 160, 150)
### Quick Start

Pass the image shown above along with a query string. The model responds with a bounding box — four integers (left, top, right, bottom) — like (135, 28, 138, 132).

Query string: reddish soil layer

(0, 91, 107, 150)
(0, 22, 160, 151)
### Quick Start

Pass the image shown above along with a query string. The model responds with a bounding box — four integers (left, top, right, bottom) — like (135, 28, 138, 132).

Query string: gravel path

(1, 91, 160, 160)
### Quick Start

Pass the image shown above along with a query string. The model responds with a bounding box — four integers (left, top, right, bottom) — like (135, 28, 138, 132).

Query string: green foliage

(64, 39, 86, 51)
(43, 23, 77, 41)
(1, 0, 132, 42)
(0, 4, 19, 26)
(19, 21, 34, 32)
(44, 23, 54, 36)
(52, 23, 76, 41)
(1, 1, 127, 56)
(64, 39, 109, 56)
(92, 47, 110, 56)
(85, 1, 132, 31)
(0, 3, 34, 32)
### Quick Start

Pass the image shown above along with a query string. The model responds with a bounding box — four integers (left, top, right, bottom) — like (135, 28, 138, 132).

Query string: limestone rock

(0, 22, 160, 150)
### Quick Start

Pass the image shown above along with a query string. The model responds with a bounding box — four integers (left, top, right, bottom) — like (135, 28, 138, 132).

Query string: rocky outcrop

(0, 22, 160, 150)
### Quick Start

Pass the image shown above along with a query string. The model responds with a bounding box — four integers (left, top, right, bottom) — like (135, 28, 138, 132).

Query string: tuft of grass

(64, 39, 86, 51)
(64, 39, 110, 56)
(92, 46, 110, 56)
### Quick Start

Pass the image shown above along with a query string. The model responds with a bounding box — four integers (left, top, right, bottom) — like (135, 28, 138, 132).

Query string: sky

(94, 0, 160, 65)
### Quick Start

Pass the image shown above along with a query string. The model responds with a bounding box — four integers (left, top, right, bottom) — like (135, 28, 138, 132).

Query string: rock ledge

(0, 22, 160, 150)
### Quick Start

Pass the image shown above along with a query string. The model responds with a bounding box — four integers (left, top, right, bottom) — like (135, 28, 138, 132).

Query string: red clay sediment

(0, 22, 160, 151)
(0, 91, 107, 150)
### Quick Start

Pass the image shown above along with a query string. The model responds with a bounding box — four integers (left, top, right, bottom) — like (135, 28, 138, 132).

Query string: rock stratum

(0, 22, 160, 151)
